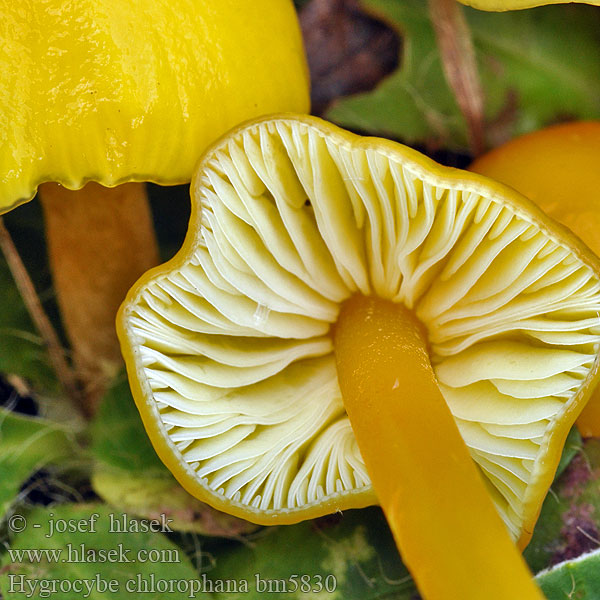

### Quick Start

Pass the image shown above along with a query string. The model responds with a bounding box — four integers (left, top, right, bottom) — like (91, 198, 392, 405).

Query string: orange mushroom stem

(38, 182, 159, 414)
(333, 294, 545, 600)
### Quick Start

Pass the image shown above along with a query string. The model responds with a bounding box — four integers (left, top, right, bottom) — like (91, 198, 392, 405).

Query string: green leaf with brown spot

(207, 507, 417, 600)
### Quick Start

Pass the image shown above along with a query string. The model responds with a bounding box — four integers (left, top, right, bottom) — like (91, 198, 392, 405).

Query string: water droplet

(253, 303, 270, 327)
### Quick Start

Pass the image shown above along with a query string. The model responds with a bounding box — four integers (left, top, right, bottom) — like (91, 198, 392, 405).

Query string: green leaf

(90, 376, 256, 536)
(0, 504, 203, 600)
(90, 375, 165, 474)
(327, 1, 600, 151)
(536, 549, 600, 599)
(0, 409, 76, 519)
(207, 507, 417, 600)
(525, 439, 600, 575)
(523, 486, 566, 575)
(555, 427, 582, 481)
(91, 468, 257, 537)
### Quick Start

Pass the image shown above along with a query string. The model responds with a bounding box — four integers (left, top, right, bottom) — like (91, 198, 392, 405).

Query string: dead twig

(429, 0, 485, 156)
(0, 217, 81, 412)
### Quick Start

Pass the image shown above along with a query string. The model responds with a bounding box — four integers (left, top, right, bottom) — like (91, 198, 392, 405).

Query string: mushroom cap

(0, 0, 309, 214)
(458, 0, 599, 10)
(118, 115, 600, 546)
(470, 122, 600, 256)
(470, 121, 600, 437)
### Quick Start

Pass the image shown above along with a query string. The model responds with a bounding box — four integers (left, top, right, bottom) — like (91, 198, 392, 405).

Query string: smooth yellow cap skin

(459, 0, 599, 9)
(0, 0, 310, 214)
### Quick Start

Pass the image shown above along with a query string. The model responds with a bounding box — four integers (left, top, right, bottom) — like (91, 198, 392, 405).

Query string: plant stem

(429, 0, 485, 156)
(0, 217, 81, 409)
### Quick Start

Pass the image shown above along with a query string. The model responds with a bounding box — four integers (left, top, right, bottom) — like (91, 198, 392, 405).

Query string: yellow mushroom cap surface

(458, 0, 599, 10)
(0, 0, 309, 214)
(118, 115, 600, 546)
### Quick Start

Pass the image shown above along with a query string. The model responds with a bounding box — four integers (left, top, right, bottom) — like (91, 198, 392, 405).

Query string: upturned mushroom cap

(0, 0, 309, 214)
(458, 0, 599, 10)
(470, 121, 600, 437)
(118, 115, 600, 545)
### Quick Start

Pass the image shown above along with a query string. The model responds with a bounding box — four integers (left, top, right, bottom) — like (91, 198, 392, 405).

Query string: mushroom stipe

(118, 115, 600, 600)
(334, 294, 543, 599)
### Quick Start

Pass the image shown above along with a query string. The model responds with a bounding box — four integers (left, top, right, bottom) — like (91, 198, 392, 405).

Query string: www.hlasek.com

(4, 511, 338, 598)
(6, 573, 338, 598)
(7, 543, 180, 565)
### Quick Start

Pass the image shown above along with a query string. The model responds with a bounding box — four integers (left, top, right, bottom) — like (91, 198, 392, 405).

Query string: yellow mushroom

(118, 115, 600, 599)
(0, 0, 309, 411)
